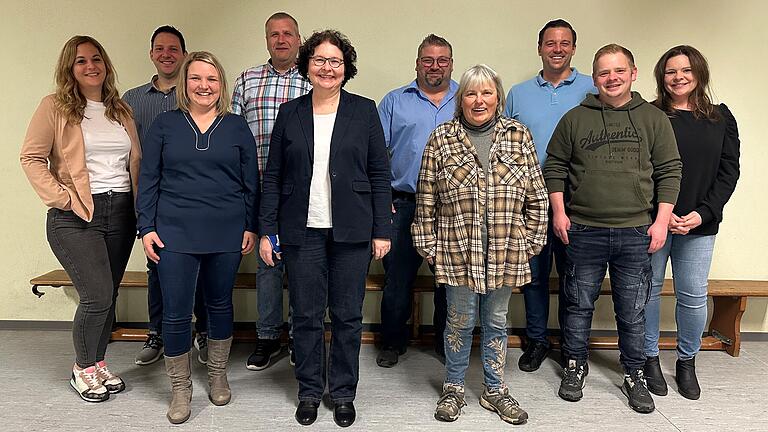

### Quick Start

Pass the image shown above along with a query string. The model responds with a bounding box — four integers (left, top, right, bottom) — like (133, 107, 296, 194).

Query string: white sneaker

(70, 365, 109, 402)
(95, 361, 125, 394)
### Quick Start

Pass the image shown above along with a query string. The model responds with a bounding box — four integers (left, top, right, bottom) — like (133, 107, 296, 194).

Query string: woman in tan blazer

(20, 35, 141, 403)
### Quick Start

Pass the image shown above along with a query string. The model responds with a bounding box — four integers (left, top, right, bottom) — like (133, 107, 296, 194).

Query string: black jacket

(259, 90, 391, 245)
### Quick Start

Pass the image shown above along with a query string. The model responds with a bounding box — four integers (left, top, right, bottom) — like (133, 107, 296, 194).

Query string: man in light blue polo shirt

(376, 34, 459, 367)
(504, 19, 596, 373)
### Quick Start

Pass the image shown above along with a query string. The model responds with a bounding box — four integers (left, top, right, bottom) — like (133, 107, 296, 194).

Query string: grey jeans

(46, 191, 135, 367)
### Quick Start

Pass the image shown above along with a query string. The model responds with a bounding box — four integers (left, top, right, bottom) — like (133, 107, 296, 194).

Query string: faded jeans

(644, 234, 715, 360)
(444, 284, 512, 390)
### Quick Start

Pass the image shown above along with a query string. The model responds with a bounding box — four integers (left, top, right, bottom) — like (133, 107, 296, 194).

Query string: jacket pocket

(352, 180, 371, 193)
(494, 153, 526, 187)
(442, 153, 477, 189)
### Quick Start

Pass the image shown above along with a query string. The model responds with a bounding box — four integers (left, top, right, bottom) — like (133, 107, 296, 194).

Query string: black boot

(676, 357, 701, 400)
(643, 356, 668, 396)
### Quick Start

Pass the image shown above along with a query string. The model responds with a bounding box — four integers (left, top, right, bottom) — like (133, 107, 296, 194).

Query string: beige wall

(2, 0, 767, 332)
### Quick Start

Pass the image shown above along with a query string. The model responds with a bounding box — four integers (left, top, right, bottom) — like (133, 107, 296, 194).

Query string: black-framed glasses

(311, 56, 344, 68)
(419, 56, 452, 68)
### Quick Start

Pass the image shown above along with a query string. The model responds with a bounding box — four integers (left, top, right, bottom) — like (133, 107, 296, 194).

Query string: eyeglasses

(310, 56, 344, 68)
(419, 56, 452, 68)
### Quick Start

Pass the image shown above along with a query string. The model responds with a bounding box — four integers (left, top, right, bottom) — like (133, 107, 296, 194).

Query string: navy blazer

(260, 90, 391, 245)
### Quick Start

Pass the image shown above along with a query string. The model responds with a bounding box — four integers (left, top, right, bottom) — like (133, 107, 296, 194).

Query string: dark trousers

(156, 249, 241, 357)
(46, 192, 135, 368)
(283, 228, 371, 403)
(522, 219, 567, 346)
(380, 193, 446, 350)
(147, 258, 208, 336)
(562, 223, 652, 371)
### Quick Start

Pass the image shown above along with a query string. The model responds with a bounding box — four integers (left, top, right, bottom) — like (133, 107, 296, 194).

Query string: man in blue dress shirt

(124, 25, 210, 367)
(376, 34, 458, 367)
(504, 19, 596, 372)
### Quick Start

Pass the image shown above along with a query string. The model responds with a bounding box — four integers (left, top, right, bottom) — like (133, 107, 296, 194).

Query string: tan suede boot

(207, 336, 233, 406)
(164, 352, 192, 424)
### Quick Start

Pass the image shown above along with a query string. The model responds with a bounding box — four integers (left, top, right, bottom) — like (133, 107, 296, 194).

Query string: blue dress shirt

(378, 80, 459, 193)
(504, 68, 596, 166)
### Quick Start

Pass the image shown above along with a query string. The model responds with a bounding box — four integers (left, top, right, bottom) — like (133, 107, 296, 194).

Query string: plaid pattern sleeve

(411, 129, 440, 260)
(230, 64, 311, 176)
(520, 126, 549, 257)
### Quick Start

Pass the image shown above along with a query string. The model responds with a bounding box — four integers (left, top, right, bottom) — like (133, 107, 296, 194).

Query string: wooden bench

(30, 270, 768, 357)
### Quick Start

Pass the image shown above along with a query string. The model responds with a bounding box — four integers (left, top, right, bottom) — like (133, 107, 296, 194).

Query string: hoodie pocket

(570, 170, 648, 218)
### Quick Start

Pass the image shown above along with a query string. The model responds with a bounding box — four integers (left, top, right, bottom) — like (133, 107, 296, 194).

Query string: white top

(80, 100, 132, 193)
(306, 112, 336, 228)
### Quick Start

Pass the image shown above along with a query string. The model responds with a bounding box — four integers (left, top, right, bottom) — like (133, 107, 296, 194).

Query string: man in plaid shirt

(231, 11, 311, 371)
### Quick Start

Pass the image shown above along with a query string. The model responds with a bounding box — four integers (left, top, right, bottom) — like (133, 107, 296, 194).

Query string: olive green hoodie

(543, 92, 682, 227)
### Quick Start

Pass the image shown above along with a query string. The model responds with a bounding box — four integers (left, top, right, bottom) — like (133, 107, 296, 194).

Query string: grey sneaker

(480, 387, 528, 424)
(194, 332, 208, 365)
(135, 333, 164, 365)
(621, 369, 655, 413)
(434, 383, 466, 422)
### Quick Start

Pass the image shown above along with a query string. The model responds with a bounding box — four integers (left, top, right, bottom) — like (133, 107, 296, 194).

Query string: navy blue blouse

(137, 110, 259, 253)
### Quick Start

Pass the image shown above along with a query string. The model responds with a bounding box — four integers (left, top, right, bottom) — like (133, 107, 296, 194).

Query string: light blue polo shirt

(378, 80, 459, 193)
(504, 68, 596, 165)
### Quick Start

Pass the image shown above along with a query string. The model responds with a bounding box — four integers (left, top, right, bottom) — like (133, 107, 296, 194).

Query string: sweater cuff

(544, 179, 565, 194)
(694, 206, 715, 226)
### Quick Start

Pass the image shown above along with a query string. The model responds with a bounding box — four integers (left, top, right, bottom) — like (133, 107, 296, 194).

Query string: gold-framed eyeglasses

(419, 56, 452, 68)
(311, 56, 344, 68)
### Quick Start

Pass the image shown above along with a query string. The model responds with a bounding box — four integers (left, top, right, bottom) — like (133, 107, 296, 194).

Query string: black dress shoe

(376, 346, 406, 368)
(676, 357, 701, 400)
(333, 401, 356, 428)
(295, 400, 319, 426)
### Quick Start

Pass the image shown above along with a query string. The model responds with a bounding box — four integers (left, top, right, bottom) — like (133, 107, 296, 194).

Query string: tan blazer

(20, 94, 141, 222)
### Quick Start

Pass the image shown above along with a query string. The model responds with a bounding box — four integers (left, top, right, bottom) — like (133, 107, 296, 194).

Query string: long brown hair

(54, 35, 131, 124)
(653, 45, 719, 121)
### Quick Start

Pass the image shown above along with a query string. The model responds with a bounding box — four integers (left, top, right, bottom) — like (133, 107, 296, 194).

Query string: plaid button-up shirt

(411, 117, 549, 293)
(231, 62, 311, 177)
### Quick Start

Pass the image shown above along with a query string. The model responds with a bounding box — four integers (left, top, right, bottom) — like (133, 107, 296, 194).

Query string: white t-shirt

(80, 100, 132, 193)
(306, 112, 336, 228)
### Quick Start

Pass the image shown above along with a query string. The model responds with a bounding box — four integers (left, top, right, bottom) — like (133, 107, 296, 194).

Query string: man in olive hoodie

(543, 44, 681, 414)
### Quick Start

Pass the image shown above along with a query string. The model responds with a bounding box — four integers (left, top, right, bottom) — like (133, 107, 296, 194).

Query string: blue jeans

(255, 254, 293, 339)
(282, 228, 371, 403)
(444, 285, 512, 390)
(46, 192, 135, 367)
(157, 250, 242, 357)
(562, 223, 652, 371)
(522, 219, 567, 346)
(147, 259, 208, 336)
(644, 234, 715, 360)
(381, 195, 445, 349)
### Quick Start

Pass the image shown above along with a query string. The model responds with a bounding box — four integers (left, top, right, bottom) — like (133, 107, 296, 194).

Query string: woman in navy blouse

(136, 51, 259, 424)
(643, 45, 740, 401)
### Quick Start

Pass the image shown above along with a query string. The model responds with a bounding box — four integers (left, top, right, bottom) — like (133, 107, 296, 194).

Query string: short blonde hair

(176, 51, 230, 115)
(454, 64, 506, 119)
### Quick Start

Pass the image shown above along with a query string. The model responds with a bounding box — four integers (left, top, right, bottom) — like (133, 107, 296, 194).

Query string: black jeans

(381, 193, 446, 350)
(562, 223, 652, 371)
(283, 228, 371, 403)
(46, 191, 135, 368)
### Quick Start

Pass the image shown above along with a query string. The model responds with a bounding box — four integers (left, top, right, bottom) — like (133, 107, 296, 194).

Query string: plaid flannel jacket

(411, 117, 549, 293)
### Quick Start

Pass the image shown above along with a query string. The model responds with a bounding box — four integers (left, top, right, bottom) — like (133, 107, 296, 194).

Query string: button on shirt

(231, 62, 312, 177)
(504, 68, 595, 166)
(122, 76, 177, 146)
(378, 80, 459, 193)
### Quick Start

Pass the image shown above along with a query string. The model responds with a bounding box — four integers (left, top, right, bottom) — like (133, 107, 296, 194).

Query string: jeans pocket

(632, 224, 651, 237)
(633, 267, 652, 310)
(563, 262, 579, 305)
(567, 222, 589, 233)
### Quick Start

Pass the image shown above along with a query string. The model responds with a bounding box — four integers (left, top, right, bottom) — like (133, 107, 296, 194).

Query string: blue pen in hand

(267, 234, 281, 255)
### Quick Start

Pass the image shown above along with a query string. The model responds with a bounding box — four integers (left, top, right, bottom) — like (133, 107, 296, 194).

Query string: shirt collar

(535, 67, 581, 87)
(267, 59, 299, 76)
(148, 75, 176, 94)
(405, 79, 459, 105)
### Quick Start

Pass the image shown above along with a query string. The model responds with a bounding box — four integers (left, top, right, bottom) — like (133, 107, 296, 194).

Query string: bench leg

(708, 296, 746, 357)
(411, 291, 421, 342)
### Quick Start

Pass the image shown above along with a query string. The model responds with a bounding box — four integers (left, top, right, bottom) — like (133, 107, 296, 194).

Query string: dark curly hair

(297, 30, 357, 87)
